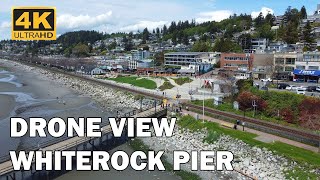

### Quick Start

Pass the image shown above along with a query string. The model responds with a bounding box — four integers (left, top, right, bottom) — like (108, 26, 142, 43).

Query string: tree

(237, 91, 267, 112)
(300, 6, 307, 19)
(282, 21, 299, 44)
(265, 13, 275, 26)
(191, 41, 211, 52)
(254, 12, 265, 27)
(72, 43, 90, 57)
(255, 24, 275, 40)
(298, 98, 320, 130)
(142, 28, 150, 44)
(213, 38, 242, 53)
(302, 21, 314, 51)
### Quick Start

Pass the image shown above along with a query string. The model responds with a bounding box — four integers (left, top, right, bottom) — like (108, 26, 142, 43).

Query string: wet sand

(0, 63, 111, 157)
(0, 94, 15, 119)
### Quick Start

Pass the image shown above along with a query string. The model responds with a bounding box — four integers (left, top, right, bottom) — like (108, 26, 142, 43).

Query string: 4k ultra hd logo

(12, 7, 56, 40)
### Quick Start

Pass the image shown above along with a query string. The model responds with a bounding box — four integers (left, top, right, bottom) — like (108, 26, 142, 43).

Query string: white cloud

(57, 11, 113, 31)
(196, 10, 233, 23)
(251, 7, 274, 18)
(0, 21, 10, 28)
(118, 21, 168, 32)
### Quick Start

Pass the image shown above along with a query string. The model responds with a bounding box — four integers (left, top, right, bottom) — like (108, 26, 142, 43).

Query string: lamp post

(202, 90, 205, 123)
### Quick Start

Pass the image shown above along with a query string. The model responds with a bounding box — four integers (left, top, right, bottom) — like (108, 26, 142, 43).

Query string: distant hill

(57, 30, 105, 47)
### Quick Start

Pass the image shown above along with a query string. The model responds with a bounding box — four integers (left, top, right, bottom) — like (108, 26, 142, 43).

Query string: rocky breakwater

(5, 60, 144, 113)
(141, 126, 298, 180)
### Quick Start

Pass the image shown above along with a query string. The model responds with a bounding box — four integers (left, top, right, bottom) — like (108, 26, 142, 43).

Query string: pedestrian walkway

(182, 110, 318, 153)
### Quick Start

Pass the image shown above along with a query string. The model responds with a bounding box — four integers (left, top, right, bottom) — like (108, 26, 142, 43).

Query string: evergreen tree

(142, 28, 150, 44)
(303, 21, 314, 51)
(300, 6, 307, 19)
(283, 21, 299, 44)
(254, 12, 265, 27)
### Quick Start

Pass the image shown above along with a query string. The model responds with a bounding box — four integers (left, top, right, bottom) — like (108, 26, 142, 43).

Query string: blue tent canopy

(293, 69, 320, 76)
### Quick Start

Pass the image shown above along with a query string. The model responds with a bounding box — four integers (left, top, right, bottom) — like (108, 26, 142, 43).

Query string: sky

(0, 0, 319, 40)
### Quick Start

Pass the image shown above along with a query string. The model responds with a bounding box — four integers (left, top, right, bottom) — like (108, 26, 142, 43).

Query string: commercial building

(220, 53, 254, 71)
(129, 59, 153, 70)
(252, 54, 274, 79)
(164, 52, 214, 74)
(164, 52, 207, 66)
(273, 52, 301, 80)
(293, 52, 320, 83)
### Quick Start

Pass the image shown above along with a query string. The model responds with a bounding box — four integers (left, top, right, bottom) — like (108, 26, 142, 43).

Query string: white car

(296, 88, 306, 95)
(286, 85, 298, 91)
(260, 78, 273, 82)
(316, 86, 320, 92)
(298, 86, 307, 91)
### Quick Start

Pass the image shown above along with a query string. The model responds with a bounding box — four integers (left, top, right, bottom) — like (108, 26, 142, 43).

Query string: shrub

(237, 91, 267, 111)
(298, 98, 320, 130)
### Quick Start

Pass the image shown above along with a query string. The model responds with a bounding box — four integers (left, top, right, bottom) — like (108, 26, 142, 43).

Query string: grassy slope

(159, 81, 174, 91)
(109, 76, 157, 89)
(178, 115, 320, 179)
(173, 77, 193, 85)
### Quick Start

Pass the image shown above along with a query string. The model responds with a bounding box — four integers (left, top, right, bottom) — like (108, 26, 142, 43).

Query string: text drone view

(0, 0, 320, 180)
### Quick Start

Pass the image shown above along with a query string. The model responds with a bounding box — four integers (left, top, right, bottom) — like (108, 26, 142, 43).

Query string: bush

(237, 91, 267, 111)
(236, 79, 253, 92)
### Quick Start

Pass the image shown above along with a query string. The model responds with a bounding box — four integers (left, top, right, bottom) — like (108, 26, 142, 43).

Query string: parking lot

(254, 80, 320, 97)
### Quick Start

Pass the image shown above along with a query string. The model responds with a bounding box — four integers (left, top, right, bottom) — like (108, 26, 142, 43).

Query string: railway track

(5, 58, 320, 146)
(186, 103, 320, 142)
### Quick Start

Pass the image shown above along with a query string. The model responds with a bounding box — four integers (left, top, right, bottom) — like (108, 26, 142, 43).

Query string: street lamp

(202, 90, 205, 123)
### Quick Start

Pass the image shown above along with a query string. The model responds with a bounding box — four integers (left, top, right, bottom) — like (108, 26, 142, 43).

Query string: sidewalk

(182, 110, 319, 153)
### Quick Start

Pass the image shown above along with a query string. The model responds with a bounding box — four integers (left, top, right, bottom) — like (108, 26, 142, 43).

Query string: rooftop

(164, 52, 208, 56)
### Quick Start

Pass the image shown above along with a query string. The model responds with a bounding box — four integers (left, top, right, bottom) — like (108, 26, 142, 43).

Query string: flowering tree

(237, 91, 267, 111)
(298, 98, 320, 130)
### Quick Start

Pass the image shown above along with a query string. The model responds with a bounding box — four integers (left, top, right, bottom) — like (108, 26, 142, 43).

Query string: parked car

(277, 83, 289, 89)
(306, 86, 317, 92)
(316, 86, 320, 92)
(285, 85, 298, 91)
(298, 86, 307, 91)
(260, 78, 273, 82)
(296, 88, 306, 95)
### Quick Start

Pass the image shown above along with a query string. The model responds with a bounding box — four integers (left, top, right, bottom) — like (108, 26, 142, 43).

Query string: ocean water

(0, 69, 181, 180)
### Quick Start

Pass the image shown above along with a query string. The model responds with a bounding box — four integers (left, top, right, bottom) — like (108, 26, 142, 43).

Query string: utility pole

(203, 90, 205, 123)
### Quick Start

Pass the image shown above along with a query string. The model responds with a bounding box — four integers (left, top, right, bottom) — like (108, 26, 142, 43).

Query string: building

(293, 52, 320, 82)
(164, 52, 207, 67)
(273, 52, 301, 80)
(91, 68, 106, 75)
(252, 54, 274, 79)
(201, 52, 221, 65)
(251, 38, 269, 54)
(164, 52, 214, 74)
(129, 59, 153, 70)
(220, 53, 254, 71)
(131, 50, 150, 60)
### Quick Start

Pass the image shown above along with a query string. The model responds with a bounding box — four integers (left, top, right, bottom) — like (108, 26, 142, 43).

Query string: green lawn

(173, 77, 193, 85)
(178, 115, 320, 174)
(159, 81, 174, 91)
(109, 76, 157, 89)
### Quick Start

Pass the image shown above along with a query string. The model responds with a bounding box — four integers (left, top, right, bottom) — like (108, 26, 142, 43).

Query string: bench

(221, 123, 234, 129)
